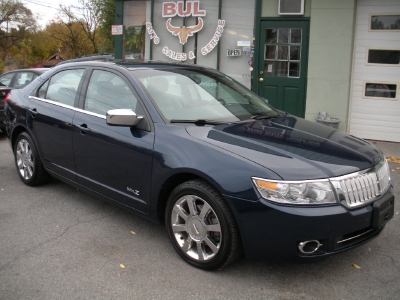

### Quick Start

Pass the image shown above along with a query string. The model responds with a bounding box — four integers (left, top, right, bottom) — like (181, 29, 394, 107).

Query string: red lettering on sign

(163, 2, 176, 17)
(162, 1, 206, 17)
(177, 1, 192, 17)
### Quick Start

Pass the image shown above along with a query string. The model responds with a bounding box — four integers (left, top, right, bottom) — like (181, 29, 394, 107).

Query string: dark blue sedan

(4, 61, 394, 270)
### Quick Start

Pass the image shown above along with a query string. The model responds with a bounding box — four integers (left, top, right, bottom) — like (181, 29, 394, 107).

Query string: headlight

(252, 177, 337, 205)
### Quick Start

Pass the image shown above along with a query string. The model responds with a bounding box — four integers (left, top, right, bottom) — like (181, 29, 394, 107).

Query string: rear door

(72, 68, 154, 213)
(28, 68, 86, 180)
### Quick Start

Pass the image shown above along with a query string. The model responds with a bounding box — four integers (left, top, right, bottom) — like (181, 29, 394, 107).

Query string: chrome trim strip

(337, 229, 374, 244)
(29, 96, 106, 119)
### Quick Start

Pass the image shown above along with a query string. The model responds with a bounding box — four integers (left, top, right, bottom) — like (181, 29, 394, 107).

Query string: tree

(97, 0, 116, 53)
(0, 0, 36, 70)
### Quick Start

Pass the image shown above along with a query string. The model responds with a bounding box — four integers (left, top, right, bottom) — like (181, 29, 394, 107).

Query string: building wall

(305, 0, 356, 131)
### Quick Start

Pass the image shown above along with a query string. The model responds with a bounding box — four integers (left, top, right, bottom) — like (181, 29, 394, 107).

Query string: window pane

(14, 72, 35, 88)
(277, 45, 288, 60)
(38, 81, 49, 99)
(289, 62, 300, 77)
(277, 62, 288, 77)
(290, 29, 302, 43)
(85, 70, 138, 115)
(365, 83, 397, 98)
(264, 62, 275, 76)
(46, 69, 84, 106)
(371, 15, 400, 30)
(278, 28, 289, 43)
(290, 46, 301, 60)
(0, 73, 14, 86)
(266, 28, 277, 43)
(368, 49, 400, 64)
(265, 45, 276, 60)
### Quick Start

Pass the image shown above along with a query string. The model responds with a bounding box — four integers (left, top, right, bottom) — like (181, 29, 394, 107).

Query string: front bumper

(227, 187, 394, 260)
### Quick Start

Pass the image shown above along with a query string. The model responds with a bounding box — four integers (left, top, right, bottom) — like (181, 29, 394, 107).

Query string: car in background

(4, 61, 394, 270)
(0, 68, 48, 131)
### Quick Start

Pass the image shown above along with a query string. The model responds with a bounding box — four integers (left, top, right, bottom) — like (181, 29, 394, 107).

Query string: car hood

(186, 115, 384, 180)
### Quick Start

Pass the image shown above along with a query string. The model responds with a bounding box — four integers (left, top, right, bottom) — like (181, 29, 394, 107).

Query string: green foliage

(98, 0, 116, 53)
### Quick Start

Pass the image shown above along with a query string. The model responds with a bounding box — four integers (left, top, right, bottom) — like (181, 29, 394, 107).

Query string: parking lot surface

(0, 131, 399, 299)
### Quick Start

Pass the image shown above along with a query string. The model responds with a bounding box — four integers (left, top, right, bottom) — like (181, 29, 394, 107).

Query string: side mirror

(106, 109, 143, 127)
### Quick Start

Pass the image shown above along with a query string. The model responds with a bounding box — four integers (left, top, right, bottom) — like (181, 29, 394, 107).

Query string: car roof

(55, 60, 214, 72)
(1, 68, 48, 75)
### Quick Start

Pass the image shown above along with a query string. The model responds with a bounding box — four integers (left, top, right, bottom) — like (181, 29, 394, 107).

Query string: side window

(44, 69, 84, 106)
(38, 80, 49, 99)
(84, 70, 138, 115)
(0, 73, 15, 86)
(13, 72, 36, 88)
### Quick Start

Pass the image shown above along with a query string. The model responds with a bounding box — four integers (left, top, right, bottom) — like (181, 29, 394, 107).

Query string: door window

(38, 69, 84, 106)
(84, 70, 138, 115)
(264, 28, 302, 78)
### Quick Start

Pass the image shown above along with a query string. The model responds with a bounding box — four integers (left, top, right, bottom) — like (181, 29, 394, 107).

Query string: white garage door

(349, 0, 400, 142)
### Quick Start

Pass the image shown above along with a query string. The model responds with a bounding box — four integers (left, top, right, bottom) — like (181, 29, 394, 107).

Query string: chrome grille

(331, 160, 391, 208)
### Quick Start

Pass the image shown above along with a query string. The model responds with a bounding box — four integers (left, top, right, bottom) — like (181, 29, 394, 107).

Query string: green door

(257, 20, 309, 117)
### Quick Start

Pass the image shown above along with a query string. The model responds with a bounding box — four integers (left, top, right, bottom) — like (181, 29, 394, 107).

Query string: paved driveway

(0, 131, 399, 299)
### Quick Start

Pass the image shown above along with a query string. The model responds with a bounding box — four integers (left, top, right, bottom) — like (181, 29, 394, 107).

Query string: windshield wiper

(250, 114, 277, 120)
(169, 119, 226, 126)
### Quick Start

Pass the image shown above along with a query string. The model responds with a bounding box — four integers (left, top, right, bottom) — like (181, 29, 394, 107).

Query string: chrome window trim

(29, 96, 106, 119)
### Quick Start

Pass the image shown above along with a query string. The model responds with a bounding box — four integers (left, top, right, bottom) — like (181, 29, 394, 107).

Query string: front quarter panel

(150, 123, 282, 217)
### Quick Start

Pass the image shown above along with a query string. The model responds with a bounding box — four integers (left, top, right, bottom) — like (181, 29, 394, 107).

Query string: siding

(349, 0, 400, 142)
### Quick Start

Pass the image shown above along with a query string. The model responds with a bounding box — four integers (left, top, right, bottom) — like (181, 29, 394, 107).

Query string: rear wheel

(165, 179, 242, 270)
(14, 132, 49, 186)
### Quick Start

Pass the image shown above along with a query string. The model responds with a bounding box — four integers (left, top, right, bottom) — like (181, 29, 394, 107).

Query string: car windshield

(130, 68, 279, 123)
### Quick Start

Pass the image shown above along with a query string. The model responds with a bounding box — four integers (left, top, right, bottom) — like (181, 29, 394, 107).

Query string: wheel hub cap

(187, 217, 205, 241)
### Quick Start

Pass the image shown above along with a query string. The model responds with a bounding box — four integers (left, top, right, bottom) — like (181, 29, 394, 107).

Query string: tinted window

(368, 49, 400, 64)
(84, 70, 138, 115)
(45, 69, 84, 106)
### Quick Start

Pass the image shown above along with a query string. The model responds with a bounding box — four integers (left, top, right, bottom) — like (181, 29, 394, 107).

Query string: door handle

(29, 108, 38, 117)
(259, 78, 264, 82)
(77, 124, 91, 134)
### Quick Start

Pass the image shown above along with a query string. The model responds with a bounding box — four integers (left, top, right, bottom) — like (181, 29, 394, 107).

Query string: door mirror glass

(106, 109, 143, 127)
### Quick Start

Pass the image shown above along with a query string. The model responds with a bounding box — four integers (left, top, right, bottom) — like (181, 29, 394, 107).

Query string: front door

(256, 20, 309, 117)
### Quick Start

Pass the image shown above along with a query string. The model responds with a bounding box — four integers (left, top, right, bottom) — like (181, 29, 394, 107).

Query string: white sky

(22, 0, 82, 27)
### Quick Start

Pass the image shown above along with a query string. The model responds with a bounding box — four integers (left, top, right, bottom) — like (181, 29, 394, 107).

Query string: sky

(22, 0, 82, 27)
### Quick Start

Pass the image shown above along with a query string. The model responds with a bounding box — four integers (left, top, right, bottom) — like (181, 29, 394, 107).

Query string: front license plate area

(372, 196, 394, 229)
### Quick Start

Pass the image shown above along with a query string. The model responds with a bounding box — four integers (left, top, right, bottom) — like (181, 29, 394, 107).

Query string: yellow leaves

(120, 264, 126, 269)
(387, 156, 400, 164)
(131, 231, 136, 235)
(352, 263, 361, 269)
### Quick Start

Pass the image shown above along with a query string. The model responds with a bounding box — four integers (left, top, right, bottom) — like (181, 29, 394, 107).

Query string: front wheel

(165, 180, 242, 270)
(14, 132, 49, 186)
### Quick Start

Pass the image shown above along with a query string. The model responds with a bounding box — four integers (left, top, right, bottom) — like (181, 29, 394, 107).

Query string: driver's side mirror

(106, 109, 143, 127)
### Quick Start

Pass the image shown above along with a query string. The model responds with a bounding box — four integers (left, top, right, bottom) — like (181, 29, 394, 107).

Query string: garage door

(349, 0, 400, 142)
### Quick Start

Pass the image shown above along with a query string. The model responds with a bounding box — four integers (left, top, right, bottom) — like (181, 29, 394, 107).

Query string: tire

(165, 179, 242, 270)
(14, 132, 49, 186)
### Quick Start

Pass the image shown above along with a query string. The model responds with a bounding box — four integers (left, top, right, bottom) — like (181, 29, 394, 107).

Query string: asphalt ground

(0, 131, 399, 299)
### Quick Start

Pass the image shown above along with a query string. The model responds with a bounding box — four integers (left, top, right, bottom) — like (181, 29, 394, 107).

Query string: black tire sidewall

(165, 180, 234, 270)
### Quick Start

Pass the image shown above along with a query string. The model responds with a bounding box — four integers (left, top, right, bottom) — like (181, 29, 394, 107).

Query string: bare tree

(59, 0, 101, 54)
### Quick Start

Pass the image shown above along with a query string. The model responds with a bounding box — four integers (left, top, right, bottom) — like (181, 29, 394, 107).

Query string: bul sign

(145, 1, 225, 61)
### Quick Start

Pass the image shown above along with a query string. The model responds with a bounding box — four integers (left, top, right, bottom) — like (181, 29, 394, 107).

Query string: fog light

(298, 240, 323, 254)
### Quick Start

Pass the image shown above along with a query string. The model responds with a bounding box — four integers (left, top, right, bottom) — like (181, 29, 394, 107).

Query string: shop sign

(111, 25, 123, 35)
(227, 49, 241, 57)
(145, 1, 225, 62)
